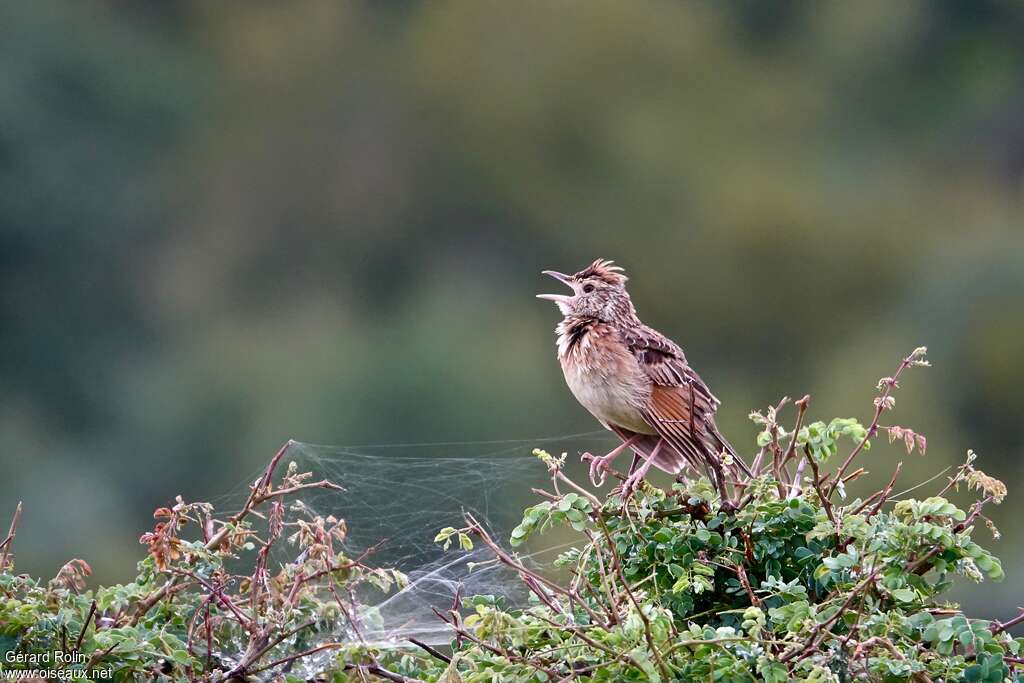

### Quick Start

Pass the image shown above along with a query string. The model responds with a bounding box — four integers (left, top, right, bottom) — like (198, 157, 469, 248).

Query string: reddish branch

(130, 441, 342, 625)
(991, 608, 1024, 636)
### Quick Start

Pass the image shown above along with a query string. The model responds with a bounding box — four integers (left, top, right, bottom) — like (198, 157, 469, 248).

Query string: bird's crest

(573, 259, 628, 285)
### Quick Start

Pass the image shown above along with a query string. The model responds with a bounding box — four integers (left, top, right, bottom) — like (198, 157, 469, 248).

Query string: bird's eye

(582, 283, 595, 294)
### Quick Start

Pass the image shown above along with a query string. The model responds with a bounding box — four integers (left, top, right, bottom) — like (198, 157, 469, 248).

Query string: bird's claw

(583, 452, 613, 487)
(615, 469, 647, 500)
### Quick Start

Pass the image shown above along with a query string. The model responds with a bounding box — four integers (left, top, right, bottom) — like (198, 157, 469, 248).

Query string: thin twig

(784, 396, 811, 499)
(534, 612, 645, 671)
(408, 638, 451, 664)
(866, 462, 902, 518)
(781, 396, 810, 469)
(889, 465, 951, 501)
(86, 642, 119, 670)
(170, 569, 251, 627)
(463, 512, 603, 625)
(907, 496, 992, 575)
(828, 352, 919, 498)
(0, 501, 23, 571)
(734, 563, 762, 608)
(584, 530, 620, 623)
(595, 519, 672, 681)
(781, 567, 881, 663)
(132, 442, 301, 625)
(991, 608, 1024, 636)
(806, 448, 838, 545)
(75, 600, 97, 652)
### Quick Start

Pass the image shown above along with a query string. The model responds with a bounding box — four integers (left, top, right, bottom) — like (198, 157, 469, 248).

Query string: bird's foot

(583, 452, 618, 487)
(612, 443, 660, 500)
(614, 468, 650, 500)
(622, 471, 644, 499)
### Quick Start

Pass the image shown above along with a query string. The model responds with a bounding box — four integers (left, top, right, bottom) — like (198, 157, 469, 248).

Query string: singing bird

(537, 259, 751, 497)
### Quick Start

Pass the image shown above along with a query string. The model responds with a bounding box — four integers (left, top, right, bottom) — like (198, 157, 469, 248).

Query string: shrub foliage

(1, 348, 1021, 681)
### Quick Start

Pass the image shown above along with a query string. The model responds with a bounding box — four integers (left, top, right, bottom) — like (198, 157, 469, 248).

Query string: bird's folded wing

(623, 327, 721, 403)
(624, 326, 742, 475)
(640, 384, 717, 470)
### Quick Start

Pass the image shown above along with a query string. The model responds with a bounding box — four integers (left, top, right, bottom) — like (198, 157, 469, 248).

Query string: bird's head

(537, 259, 634, 320)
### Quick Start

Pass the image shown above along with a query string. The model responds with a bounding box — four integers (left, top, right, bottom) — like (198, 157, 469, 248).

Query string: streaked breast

(556, 321, 655, 435)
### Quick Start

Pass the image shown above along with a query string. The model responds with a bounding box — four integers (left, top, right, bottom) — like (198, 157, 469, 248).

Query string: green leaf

(557, 494, 578, 512)
(652, 528, 673, 543)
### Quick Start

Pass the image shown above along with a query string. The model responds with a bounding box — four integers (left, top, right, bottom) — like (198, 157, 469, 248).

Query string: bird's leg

(619, 439, 663, 499)
(583, 434, 640, 487)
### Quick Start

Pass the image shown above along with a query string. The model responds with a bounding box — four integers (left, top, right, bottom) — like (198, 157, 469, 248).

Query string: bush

(1, 348, 1021, 681)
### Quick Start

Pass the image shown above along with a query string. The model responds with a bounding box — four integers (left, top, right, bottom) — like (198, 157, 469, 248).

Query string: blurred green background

(2, 1, 1023, 622)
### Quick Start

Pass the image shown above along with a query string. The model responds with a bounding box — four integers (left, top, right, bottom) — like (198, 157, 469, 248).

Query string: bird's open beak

(536, 270, 575, 304)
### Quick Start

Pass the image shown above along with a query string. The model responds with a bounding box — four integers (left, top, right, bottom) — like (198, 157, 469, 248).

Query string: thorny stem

(852, 636, 906, 661)
(243, 619, 318, 671)
(992, 608, 1024, 636)
(204, 602, 212, 675)
(183, 592, 216, 678)
(779, 395, 810, 501)
(85, 642, 119, 671)
(840, 591, 871, 649)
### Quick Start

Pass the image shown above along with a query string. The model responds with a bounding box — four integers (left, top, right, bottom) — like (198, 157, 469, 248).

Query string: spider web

(213, 431, 614, 650)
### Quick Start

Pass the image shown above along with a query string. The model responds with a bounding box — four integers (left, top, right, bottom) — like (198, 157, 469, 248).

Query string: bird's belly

(563, 365, 655, 435)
